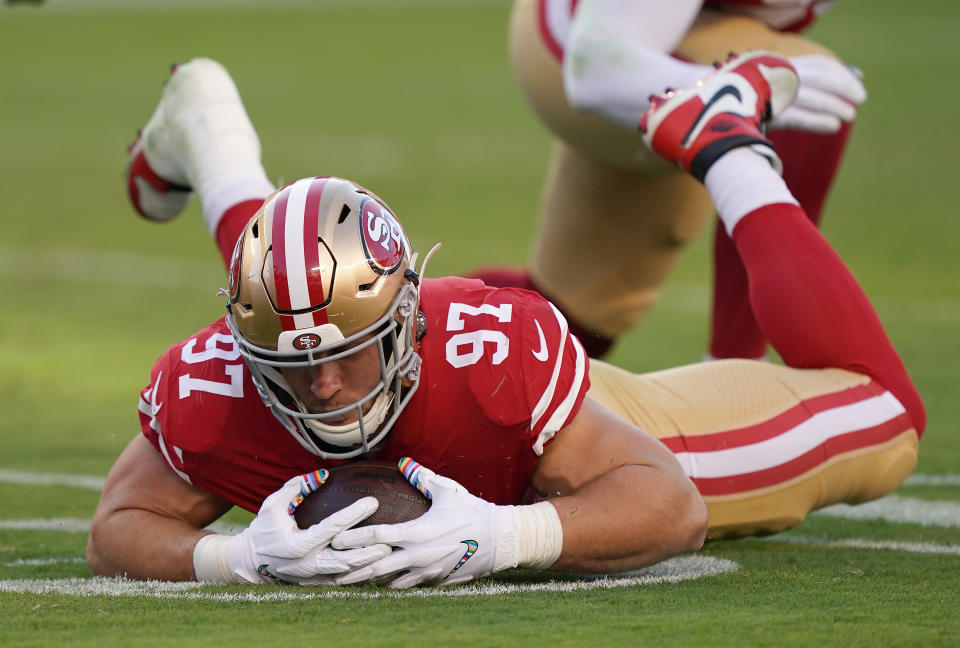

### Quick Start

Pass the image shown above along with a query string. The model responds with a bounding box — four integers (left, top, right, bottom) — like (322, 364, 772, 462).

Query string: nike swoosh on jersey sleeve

(532, 319, 549, 361)
(529, 303, 588, 454)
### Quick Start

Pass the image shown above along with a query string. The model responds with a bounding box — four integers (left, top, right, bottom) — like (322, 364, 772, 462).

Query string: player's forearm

(86, 507, 209, 581)
(546, 463, 707, 573)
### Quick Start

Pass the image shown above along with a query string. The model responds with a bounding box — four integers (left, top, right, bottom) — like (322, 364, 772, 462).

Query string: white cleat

(125, 58, 262, 222)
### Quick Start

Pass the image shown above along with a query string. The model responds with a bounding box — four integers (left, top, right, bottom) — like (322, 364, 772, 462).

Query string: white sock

(704, 148, 799, 236)
(200, 172, 274, 235)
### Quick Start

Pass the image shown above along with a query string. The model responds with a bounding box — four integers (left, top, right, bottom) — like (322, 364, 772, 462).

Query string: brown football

(293, 460, 430, 530)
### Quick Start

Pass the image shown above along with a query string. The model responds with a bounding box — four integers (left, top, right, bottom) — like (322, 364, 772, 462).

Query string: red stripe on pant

(692, 412, 913, 496)
(658, 380, 886, 454)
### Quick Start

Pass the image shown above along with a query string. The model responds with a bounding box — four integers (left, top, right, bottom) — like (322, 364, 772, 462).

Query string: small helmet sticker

(292, 333, 322, 350)
(359, 197, 406, 275)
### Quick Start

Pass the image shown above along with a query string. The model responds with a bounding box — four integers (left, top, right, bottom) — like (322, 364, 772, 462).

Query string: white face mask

(229, 284, 422, 459)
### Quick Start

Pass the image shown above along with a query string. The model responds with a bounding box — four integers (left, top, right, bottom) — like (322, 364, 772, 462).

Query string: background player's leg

(529, 142, 714, 350)
(125, 58, 274, 269)
(708, 124, 854, 359)
(676, 11, 858, 360)
(213, 199, 266, 269)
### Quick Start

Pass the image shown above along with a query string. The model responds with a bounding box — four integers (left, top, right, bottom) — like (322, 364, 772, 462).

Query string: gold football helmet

(225, 176, 422, 458)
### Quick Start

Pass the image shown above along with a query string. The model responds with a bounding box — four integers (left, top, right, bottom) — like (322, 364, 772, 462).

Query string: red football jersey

(138, 277, 589, 512)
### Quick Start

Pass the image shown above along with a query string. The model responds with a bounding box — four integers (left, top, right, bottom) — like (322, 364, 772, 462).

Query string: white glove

(193, 469, 392, 585)
(332, 458, 563, 589)
(769, 54, 866, 133)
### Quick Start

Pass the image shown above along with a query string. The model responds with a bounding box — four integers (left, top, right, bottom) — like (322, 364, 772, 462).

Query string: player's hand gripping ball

(294, 460, 430, 529)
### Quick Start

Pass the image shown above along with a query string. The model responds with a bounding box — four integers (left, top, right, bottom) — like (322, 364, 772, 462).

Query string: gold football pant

(587, 359, 918, 539)
(511, 0, 841, 338)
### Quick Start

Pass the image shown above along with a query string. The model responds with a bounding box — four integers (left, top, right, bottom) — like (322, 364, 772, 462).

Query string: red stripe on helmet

(269, 185, 296, 331)
(303, 178, 329, 327)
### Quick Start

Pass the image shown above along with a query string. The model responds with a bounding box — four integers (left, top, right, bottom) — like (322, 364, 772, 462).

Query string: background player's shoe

(640, 51, 798, 182)
(125, 58, 262, 222)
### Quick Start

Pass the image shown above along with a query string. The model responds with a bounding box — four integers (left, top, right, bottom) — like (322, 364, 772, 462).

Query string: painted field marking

(0, 556, 739, 599)
(3, 469, 957, 493)
(764, 535, 960, 556)
(0, 469, 106, 491)
(4, 557, 87, 567)
(904, 474, 960, 487)
(813, 495, 960, 527)
(0, 519, 91, 533)
(0, 518, 243, 535)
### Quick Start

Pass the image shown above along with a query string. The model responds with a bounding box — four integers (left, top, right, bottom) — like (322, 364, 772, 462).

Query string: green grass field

(1, 1, 958, 645)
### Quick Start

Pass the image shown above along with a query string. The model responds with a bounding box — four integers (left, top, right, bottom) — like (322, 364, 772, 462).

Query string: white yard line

(904, 474, 960, 487)
(812, 495, 960, 528)
(764, 535, 960, 556)
(4, 557, 87, 567)
(0, 469, 106, 491)
(0, 519, 91, 533)
(3, 468, 958, 494)
(0, 556, 739, 599)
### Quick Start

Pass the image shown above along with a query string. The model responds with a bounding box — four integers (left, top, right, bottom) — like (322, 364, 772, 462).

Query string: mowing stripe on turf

(2, 244, 957, 324)
(0, 556, 740, 599)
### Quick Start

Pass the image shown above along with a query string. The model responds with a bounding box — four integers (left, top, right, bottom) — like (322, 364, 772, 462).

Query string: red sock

(732, 203, 925, 434)
(213, 199, 264, 270)
(709, 124, 854, 358)
(710, 226, 765, 359)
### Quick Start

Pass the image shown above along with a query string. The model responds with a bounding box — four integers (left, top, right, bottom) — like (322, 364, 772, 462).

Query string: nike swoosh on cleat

(682, 85, 743, 147)
(447, 539, 479, 576)
(532, 319, 549, 362)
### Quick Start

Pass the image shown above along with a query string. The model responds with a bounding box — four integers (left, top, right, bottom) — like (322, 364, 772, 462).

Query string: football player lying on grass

(87, 57, 923, 587)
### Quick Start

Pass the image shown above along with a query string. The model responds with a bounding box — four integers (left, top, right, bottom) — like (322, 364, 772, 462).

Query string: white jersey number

(445, 303, 512, 368)
(178, 333, 244, 399)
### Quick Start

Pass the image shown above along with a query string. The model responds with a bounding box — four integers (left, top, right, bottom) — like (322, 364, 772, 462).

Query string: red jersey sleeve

(449, 287, 590, 455)
(137, 319, 251, 486)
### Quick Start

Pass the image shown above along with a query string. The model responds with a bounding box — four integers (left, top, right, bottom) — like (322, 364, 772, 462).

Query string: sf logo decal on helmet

(360, 198, 406, 275)
(292, 333, 322, 351)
